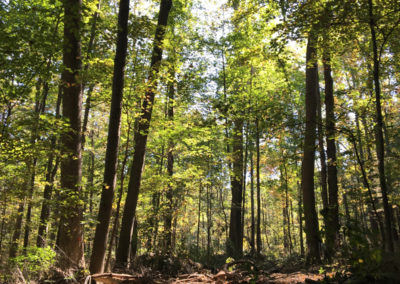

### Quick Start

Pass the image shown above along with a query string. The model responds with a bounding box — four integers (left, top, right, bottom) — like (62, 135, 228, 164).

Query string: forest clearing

(1, 0, 400, 283)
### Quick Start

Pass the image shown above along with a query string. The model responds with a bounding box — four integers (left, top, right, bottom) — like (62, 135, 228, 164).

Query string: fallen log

(88, 273, 148, 284)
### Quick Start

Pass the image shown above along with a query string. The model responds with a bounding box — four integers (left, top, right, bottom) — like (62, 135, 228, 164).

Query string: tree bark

(104, 118, 131, 272)
(301, 33, 320, 264)
(164, 63, 175, 254)
(207, 184, 212, 259)
(197, 183, 202, 254)
(241, 124, 249, 250)
(368, 0, 394, 252)
(323, 53, 339, 260)
(316, 84, 328, 230)
(227, 118, 244, 258)
(58, 0, 84, 269)
(256, 117, 262, 255)
(250, 146, 255, 254)
(298, 181, 304, 257)
(283, 160, 292, 254)
(115, 0, 172, 267)
(90, 0, 130, 274)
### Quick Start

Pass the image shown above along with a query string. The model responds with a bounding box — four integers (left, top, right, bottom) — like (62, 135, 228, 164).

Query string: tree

(90, 0, 130, 274)
(58, 0, 84, 269)
(227, 118, 244, 258)
(323, 51, 339, 260)
(301, 32, 320, 264)
(368, 0, 394, 252)
(115, 0, 172, 267)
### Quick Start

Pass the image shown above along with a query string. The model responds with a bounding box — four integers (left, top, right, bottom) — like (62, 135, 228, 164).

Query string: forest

(1, 0, 400, 283)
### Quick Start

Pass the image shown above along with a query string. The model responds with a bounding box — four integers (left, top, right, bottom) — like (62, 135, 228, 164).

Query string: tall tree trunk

(115, 0, 172, 267)
(250, 147, 255, 254)
(207, 185, 212, 259)
(197, 183, 202, 254)
(368, 0, 394, 252)
(90, 0, 130, 274)
(220, 182, 229, 241)
(58, 0, 84, 269)
(164, 64, 175, 254)
(256, 117, 262, 255)
(323, 53, 339, 260)
(301, 33, 320, 264)
(316, 85, 328, 230)
(290, 200, 296, 248)
(227, 118, 244, 258)
(241, 124, 248, 249)
(283, 161, 292, 254)
(298, 181, 304, 257)
(104, 119, 131, 272)
(146, 145, 164, 252)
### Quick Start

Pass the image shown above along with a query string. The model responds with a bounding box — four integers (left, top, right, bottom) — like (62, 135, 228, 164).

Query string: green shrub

(12, 246, 56, 281)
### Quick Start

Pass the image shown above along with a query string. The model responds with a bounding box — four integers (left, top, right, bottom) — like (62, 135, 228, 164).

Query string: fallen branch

(90, 273, 146, 284)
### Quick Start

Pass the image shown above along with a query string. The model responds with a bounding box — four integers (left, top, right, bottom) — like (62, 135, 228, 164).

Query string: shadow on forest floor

(5, 252, 400, 283)
(85, 253, 400, 284)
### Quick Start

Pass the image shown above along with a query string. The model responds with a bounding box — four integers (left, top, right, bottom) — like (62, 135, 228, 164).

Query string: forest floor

(86, 256, 353, 284)
(8, 253, 400, 283)
(82, 252, 400, 284)
(90, 270, 335, 283)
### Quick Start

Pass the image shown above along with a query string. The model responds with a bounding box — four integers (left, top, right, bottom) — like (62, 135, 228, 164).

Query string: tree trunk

(164, 64, 175, 254)
(58, 0, 84, 269)
(115, 0, 172, 267)
(290, 199, 296, 248)
(85, 130, 95, 256)
(227, 118, 243, 258)
(197, 183, 202, 254)
(316, 84, 328, 230)
(250, 147, 255, 254)
(301, 33, 320, 264)
(90, 0, 130, 274)
(207, 185, 212, 259)
(298, 181, 304, 257)
(256, 117, 262, 255)
(241, 124, 249, 249)
(283, 161, 292, 254)
(323, 53, 340, 260)
(104, 119, 131, 272)
(368, 0, 394, 252)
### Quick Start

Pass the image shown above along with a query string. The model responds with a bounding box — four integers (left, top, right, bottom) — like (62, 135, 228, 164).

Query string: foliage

(9, 246, 56, 282)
